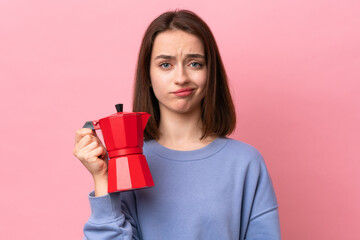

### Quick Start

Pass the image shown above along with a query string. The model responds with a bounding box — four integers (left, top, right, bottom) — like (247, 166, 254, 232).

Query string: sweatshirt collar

(144, 137, 230, 161)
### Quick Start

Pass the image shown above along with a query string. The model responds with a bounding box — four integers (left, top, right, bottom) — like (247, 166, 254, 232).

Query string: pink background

(1, 0, 359, 239)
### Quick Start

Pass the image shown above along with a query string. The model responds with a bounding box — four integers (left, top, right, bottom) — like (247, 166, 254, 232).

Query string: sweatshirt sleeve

(83, 191, 141, 240)
(245, 207, 281, 240)
(244, 151, 281, 240)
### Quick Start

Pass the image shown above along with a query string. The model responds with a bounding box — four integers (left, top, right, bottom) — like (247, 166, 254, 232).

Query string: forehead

(151, 30, 204, 56)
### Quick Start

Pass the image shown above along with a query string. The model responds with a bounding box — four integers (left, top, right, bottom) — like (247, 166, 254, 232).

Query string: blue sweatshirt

(83, 138, 281, 239)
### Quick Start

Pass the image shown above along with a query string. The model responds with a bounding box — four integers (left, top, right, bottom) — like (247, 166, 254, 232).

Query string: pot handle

(82, 120, 104, 159)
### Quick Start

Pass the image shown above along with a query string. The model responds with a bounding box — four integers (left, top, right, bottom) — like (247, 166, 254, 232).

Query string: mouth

(172, 88, 195, 97)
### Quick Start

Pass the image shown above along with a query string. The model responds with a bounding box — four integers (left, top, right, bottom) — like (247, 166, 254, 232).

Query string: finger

(78, 132, 102, 149)
(75, 128, 94, 143)
(80, 139, 99, 152)
(89, 146, 106, 159)
(82, 146, 105, 163)
(76, 134, 93, 149)
(76, 141, 100, 161)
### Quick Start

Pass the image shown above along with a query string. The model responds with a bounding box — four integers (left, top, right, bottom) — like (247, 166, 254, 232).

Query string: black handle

(83, 121, 95, 130)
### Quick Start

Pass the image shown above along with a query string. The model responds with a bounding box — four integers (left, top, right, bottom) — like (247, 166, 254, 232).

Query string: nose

(174, 65, 190, 85)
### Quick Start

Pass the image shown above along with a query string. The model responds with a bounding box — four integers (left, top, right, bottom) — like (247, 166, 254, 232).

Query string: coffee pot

(83, 104, 154, 192)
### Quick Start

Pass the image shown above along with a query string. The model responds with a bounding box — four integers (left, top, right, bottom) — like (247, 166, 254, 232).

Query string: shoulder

(225, 139, 278, 205)
(218, 138, 273, 181)
(222, 138, 265, 164)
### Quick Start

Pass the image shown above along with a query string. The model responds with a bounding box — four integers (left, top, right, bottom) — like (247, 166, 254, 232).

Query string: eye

(189, 62, 203, 68)
(160, 62, 171, 69)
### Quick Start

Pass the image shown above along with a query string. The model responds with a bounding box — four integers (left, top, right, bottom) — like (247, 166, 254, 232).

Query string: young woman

(74, 9, 280, 240)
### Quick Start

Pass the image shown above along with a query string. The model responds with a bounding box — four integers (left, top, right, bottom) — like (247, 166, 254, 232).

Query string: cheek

(150, 68, 172, 98)
(151, 83, 162, 100)
(150, 69, 159, 94)
(150, 77, 166, 101)
(195, 71, 207, 90)
(197, 72, 207, 98)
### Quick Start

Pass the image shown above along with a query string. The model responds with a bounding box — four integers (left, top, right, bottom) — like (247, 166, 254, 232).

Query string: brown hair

(132, 9, 236, 140)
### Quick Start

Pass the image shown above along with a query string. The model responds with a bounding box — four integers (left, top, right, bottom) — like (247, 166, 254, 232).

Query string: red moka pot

(83, 104, 154, 193)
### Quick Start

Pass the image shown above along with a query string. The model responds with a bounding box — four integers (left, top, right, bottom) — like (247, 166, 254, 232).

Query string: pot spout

(140, 113, 150, 131)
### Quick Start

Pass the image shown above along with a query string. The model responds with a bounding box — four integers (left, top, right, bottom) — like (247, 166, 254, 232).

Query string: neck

(157, 106, 216, 151)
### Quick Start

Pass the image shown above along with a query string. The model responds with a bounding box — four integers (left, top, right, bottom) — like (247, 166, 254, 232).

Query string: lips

(172, 88, 195, 97)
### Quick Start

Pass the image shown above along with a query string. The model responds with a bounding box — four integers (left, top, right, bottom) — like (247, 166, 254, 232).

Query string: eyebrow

(154, 54, 205, 60)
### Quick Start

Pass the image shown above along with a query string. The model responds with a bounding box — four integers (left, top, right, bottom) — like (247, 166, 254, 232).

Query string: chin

(160, 100, 201, 115)
(173, 104, 199, 115)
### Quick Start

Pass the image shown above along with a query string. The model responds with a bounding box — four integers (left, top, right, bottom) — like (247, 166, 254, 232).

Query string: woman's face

(150, 30, 207, 115)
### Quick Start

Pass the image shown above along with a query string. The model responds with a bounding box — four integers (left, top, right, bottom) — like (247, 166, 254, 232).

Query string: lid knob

(115, 104, 123, 113)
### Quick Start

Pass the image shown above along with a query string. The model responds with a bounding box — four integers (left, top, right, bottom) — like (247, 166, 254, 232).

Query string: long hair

(133, 9, 236, 140)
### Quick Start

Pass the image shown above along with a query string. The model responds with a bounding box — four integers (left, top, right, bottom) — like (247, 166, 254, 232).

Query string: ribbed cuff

(88, 191, 123, 223)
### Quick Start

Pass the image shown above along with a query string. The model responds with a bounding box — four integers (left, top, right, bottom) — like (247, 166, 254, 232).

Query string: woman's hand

(73, 128, 109, 196)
